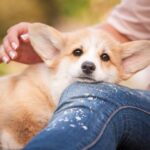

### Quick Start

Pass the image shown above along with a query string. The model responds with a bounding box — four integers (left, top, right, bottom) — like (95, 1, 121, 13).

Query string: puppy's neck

(48, 65, 75, 104)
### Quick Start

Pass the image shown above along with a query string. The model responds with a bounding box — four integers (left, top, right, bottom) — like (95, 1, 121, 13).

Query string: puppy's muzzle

(81, 61, 96, 74)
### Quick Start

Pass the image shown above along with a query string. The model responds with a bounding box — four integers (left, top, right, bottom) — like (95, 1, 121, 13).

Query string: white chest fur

(37, 64, 74, 105)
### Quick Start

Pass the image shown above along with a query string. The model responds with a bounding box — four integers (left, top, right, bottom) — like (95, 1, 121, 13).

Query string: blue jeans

(24, 82, 150, 150)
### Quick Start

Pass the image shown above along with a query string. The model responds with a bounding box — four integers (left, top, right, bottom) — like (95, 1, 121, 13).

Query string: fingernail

(2, 56, 9, 64)
(11, 42, 18, 50)
(21, 34, 29, 41)
(9, 51, 17, 59)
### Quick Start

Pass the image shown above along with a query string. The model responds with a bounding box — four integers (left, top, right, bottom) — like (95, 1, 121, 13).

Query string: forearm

(95, 0, 150, 42)
(106, 0, 150, 40)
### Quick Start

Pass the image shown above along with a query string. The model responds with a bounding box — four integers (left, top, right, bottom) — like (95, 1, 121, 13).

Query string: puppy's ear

(121, 40, 150, 79)
(29, 23, 64, 65)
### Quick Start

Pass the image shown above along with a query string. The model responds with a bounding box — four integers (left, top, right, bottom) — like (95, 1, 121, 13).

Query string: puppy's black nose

(81, 61, 96, 74)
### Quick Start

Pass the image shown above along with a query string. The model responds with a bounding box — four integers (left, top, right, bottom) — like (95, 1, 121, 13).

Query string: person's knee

(60, 82, 128, 105)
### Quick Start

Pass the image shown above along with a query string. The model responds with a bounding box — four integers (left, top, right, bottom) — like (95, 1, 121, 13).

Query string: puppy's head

(29, 23, 150, 83)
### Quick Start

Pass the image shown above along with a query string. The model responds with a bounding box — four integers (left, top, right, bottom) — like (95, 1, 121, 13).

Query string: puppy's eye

(72, 48, 83, 56)
(100, 53, 110, 62)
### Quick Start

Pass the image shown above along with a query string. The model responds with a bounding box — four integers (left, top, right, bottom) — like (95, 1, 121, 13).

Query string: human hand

(0, 22, 42, 64)
(95, 23, 130, 43)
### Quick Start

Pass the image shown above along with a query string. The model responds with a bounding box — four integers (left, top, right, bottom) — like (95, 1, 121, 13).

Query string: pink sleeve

(107, 0, 150, 40)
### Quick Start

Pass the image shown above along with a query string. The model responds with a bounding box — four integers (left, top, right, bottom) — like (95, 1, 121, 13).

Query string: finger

(7, 29, 20, 50)
(0, 46, 10, 64)
(3, 37, 17, 60)
(7, 22, 29, 35)
(7, 22, 30, 47)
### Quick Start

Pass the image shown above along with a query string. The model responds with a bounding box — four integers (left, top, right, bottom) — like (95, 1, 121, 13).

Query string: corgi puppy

(0, 23, 150, 149)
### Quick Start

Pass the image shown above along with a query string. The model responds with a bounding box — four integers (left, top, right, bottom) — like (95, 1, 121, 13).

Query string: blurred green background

(0, 0, 120, 75)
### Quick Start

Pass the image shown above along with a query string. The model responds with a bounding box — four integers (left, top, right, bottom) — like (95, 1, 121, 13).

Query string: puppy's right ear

(29, 23, 65, 65)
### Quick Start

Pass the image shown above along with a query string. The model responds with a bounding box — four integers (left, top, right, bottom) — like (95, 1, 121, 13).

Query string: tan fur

(0, 64, 56, 149)
(0, 23, 150, 149)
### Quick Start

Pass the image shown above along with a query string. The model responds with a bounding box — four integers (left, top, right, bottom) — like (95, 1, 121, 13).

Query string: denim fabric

(24, 82, 150, 150)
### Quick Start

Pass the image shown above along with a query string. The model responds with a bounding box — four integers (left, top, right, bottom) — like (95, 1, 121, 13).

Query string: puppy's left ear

(121, 40, 150, 79)
(29, 23, 65, 65)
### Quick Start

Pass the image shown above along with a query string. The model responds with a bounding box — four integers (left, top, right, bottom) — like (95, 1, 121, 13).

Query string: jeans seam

(82, 105, 150, 150)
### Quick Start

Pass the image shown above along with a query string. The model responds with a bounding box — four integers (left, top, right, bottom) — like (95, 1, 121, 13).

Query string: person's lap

(24, 82, 150, 150)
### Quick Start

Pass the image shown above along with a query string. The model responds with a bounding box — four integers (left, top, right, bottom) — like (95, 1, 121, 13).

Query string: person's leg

(24, 82, 150, 150)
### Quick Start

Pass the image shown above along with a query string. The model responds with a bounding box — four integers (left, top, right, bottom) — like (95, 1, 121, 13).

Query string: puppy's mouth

(76, 76, 96, 82)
